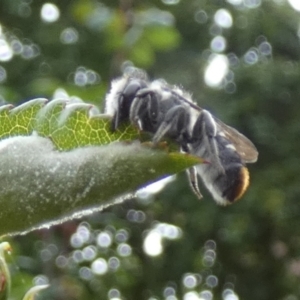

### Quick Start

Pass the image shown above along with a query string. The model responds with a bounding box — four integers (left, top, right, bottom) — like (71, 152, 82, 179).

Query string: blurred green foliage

(0, 0, 300, 299)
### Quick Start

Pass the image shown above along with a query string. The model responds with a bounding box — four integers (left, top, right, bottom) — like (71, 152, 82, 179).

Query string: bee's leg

(111, 79, 147, 131)
(152, 105, 190, 145)
(186, 167, 203, 199)
(130, 89, 160, 132)
(192, 110, 225, 173)
(129, 95, 149, 131)
(111, 96, 122, 131)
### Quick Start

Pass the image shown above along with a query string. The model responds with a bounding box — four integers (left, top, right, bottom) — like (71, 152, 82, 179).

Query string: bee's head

(105, 69, 148, 131)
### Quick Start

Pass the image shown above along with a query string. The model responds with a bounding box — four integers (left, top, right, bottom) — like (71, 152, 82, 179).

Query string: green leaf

(49, 103, 138, 150)
(0, 99, 47, 139)
(145, 26, 181, 51)
(129, 41, 156, 68)
(22, 285, 49, 300)
(0, 136, 202, 236)
(0, 242, 11, 300)
(0, 98, 139, 150)
(0, 98, 203, 236)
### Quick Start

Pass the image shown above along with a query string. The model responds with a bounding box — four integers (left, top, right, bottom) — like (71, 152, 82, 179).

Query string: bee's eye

(123, 80, 144, 101)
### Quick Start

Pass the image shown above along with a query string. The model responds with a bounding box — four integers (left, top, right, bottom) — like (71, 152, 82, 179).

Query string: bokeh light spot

(60, 27, 79, 44)
(214, 9, 233, 28)
(33, 275, 49, 286)
(244, 0, 261, 8)
(97, 231, 112, 248)
(0, 39, 13, 62)
(82, 246, 97, 261)
(183, 274, 198, 289)
(11, 39, 23, 54)
(289, 0, 300, 11)
(40, 3, 60, 23)
(163, 286, 176, 297)
(211, 36, 227, 52)
(244, 48, 259, 64)
(117, 243, 132, 257)
(184, 291, 200, 300)
(108, 288, 121, 299)
(204, 54, 229, 87)
(206, 275, 218, 288)
(79, 266, 93, 281)
(226, 0, 243, 5)
(143, 231, 163, 256)
(222, 289, 239, 300)
(194, 10, 208, 24)
(91, 258, 108, 275)
(55, 255, 68, 268)
(0, 66, 7, 83)
(72, 249, 84, 263)
(126, 209, 146, 223)
(108, 257, 120, 271)
(161, 0, 180, 4)
(199, 290, 213, 300)
(115, 229, 129, 243)
(259, 41, 272, 56)
(70, 233, 84, 248)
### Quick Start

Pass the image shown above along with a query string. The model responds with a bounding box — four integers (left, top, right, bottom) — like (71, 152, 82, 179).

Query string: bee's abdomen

(222, 166, 250, 203)
(196, 161, 250, 205)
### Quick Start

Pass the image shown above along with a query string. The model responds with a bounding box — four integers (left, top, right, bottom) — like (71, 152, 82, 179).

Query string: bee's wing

(215, 118, 258, 163)
(168, 87, 258, 163)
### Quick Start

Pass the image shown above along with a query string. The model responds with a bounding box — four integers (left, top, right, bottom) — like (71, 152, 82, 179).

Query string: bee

(105, 68, 258, 205)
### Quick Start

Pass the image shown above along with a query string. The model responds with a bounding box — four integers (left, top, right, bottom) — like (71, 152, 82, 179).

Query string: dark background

(0, 0, 300, 299)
